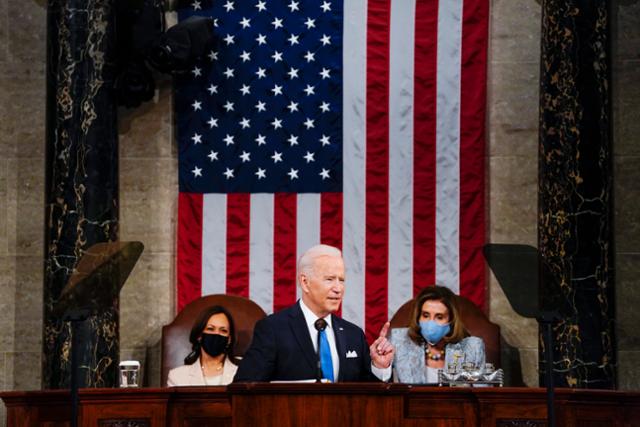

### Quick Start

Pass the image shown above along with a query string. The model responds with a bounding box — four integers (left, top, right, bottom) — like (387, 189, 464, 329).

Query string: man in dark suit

(234, 244, 394, 382)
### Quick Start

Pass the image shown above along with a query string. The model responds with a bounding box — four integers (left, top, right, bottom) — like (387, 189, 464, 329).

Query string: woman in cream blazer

(167, 305, 240, 386)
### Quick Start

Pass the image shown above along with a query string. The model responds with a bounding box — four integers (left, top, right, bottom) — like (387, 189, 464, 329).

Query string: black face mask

(200, 333, 229, 357)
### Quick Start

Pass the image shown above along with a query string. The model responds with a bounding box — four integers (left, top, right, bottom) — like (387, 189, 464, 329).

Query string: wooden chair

(161, 294, 267, 385)
(389, 295, 501, 367)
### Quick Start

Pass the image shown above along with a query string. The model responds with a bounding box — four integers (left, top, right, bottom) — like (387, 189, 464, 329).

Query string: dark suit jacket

(234, 302, 377, 382)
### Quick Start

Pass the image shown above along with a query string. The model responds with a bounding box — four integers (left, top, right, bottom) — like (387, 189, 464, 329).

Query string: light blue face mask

(419, 320, 451, 345)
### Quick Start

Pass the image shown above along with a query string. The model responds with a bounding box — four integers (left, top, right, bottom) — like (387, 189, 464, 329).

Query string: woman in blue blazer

(390, 285, 485, 383)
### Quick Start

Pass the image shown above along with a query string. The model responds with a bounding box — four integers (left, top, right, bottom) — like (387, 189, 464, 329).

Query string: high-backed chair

(161, 294, 266, 385)
(389, 295, 501, 367)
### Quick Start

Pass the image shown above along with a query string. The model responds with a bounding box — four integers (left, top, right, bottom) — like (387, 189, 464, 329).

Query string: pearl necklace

(424, 344, 445, 361)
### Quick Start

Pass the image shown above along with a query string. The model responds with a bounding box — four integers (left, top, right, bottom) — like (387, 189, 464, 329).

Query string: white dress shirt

(299, 300, 391, 381)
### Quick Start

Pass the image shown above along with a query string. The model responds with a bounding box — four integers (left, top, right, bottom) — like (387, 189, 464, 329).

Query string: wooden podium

(2, 384, 639, 426)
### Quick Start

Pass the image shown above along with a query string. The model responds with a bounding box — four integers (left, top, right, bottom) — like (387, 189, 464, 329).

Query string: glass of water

(119, 360, 141, 388)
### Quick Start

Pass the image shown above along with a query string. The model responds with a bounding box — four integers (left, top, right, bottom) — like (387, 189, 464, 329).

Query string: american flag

(176, 0, 488, 343)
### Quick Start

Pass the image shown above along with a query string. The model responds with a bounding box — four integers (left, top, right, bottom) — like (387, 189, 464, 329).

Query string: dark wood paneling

(1, 385, 639, 427)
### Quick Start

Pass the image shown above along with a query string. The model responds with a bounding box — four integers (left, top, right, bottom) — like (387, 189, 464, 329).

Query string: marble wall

(1, 0, 639, 424)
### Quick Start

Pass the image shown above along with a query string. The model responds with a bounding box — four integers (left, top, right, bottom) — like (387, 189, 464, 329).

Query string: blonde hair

(407, 285, 468, 345)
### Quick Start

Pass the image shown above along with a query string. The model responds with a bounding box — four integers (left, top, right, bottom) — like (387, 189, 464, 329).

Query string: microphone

(314, 319, 327, 382)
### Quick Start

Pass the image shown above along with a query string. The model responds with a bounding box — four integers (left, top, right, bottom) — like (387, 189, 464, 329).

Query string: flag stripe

(412, 0, 439, 297)
(320, 192, 343, 249)
(388, 0, 415, 319)
(177, 192, 203, 311)
(435, 0, 463, 293)
(341, 0, 368, 329)
(249, 194, 274, 311)
(296, 194, 321, 300)
(459, 0, 488, 308)
(365, 0, 391, 342)
(273, 193, 297, 313)
(202, 193, 227, 296)
(226, 194, 250, 297)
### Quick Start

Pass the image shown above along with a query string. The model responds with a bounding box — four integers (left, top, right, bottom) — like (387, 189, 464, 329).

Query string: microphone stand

(538, 311, 559, 427)
(314, 319, 327, 383)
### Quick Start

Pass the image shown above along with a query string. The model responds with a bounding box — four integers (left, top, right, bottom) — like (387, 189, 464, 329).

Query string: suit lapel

(332, 315, 347, 381)
(190, 359, 205, 385)
(289, 303, 319, 373)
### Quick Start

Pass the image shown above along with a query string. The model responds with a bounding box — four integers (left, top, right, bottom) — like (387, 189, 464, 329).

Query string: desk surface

(2, 384, 639, 427)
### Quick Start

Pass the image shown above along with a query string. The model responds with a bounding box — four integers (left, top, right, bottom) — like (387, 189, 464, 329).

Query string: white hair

(297, 244, 342, 282)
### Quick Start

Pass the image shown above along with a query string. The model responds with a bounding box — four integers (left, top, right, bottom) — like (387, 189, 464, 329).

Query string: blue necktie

(319, 329, 334, 382)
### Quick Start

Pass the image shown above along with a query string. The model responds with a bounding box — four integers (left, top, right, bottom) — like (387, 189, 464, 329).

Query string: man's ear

(299, 273, 310, 293)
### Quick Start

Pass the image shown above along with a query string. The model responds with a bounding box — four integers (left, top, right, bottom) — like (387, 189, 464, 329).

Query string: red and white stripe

(177, 0, 488, 343)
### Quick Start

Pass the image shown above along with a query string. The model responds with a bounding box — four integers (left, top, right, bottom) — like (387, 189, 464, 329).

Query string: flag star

(239, 117, 251, 128)
(271, 151, 283, 163)
(208, 150, 219, 161)
(256, 67, 267, 78)
(256, 33, 267, 45)
(239, 151, 251, 162)
(319, 168, 330, 180)
(319, 101, 330, 112)
(239, 84, 251, 95)
(207, 117, 218, 128)
(192, 166, 202, 177)
(213, 18, 219, 27)
(303, 85, 315, 96)
(224, 134, 235, 145)
(192, 100, 202, 110)
(271, 118, 283, 129)
(287, 101, 299, 112)
(255, 100, 267, 112)
(320, 1, 331, 12)
(224, 168, 234, 179)
(239, 17, 251, 28)
(271, 84, 283, 96)
(304, 151, 315, 163)
(208, 50, 219, 61)
(207, 84, 218, 94)
(288, 34, 299, 45)
(319, 68, 331, 79)
(223, 0, 234, 12)
(255, 0, 266, 11)
(288, 1, 299, 12)
(288, 134, 299, 146)
(255, 168, 266, 179)
(320, 34, 331, 45)
(272, 50, 283, 62)
(192, 133, 202, 144)
(192, 0, 201, 9)
(224, 34, 235, 45)
(255, 134, 267, 145)
(271, 17, 283, 29)
(223, 101, 234, 111)
(320, 134, 331, 145)
(303, 118, 315, 129)
(304, 17, 316, 29)
(304, 51, 315, 62)
(223, 67, 235, 78)
(191, 66, 202, 77)
(240, 50, 251, 62)
(287, 168, 299, 180)
(287, 67, 299, 79)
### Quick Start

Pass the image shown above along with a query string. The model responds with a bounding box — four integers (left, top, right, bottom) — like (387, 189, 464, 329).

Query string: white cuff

(371, 363, 392, 382)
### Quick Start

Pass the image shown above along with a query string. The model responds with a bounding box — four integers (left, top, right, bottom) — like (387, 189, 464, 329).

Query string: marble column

(43, 0, 119, 388)
(538, 0, 615, 388)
